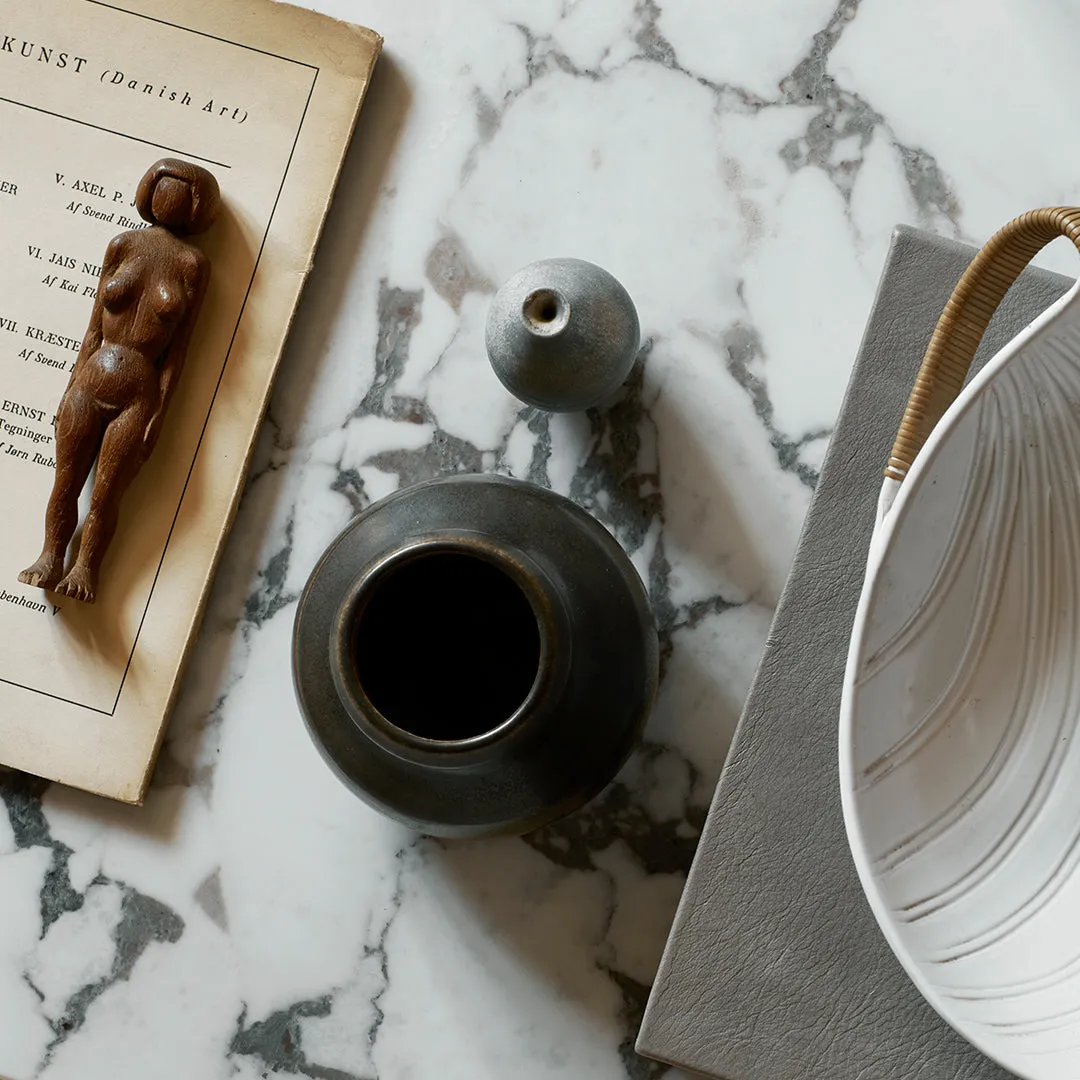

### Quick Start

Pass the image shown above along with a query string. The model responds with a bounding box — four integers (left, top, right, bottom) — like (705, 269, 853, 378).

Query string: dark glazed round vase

(292, 474, 658, 838)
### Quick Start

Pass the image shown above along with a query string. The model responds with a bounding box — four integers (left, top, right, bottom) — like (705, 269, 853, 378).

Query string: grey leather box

(637, 226, 1073, 1080)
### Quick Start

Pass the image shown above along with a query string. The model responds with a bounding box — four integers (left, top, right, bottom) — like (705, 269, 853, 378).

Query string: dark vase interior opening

(348, 546, 545, 744)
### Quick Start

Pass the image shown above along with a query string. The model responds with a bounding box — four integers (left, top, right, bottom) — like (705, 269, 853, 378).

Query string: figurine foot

(54, 564, 96, 604)
(18, 555, 64, 591)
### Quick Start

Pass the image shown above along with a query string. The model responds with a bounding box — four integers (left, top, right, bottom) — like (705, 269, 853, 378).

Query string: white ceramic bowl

(841, 277, 1080, 1079)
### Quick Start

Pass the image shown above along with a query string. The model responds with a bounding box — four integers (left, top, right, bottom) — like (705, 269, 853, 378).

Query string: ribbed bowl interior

(843, 296, 1080, 1080)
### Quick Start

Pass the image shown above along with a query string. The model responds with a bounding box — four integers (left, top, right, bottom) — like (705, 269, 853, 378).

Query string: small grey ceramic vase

(485, 258, 641, 411)
(292, 474, 658, 838)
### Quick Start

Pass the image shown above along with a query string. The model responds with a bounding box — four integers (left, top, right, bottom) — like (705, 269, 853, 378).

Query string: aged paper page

(0, 0, 380, 800)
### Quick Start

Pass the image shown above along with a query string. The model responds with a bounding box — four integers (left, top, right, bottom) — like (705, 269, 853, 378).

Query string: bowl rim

(839, 278, 1080, 1079)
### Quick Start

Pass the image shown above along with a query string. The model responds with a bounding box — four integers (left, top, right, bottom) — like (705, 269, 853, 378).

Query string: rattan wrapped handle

(886, 207, 1080, 482)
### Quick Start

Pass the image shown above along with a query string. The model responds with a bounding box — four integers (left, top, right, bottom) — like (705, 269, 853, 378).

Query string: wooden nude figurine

(19, 158, 219, 603)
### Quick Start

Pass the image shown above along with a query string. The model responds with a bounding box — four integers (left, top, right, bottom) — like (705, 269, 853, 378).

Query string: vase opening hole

(522, 288, 569, 336)
(352, 550, 542, 742)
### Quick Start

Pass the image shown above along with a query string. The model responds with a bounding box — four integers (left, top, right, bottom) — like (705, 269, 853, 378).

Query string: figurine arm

(144, 255, 210, 451)
(69, 235, 125, 382)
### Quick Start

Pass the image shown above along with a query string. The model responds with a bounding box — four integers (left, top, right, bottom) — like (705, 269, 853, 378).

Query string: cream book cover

(0, 0, 381, 802)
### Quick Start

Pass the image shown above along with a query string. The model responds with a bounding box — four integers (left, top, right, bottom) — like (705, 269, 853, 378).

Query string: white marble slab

(3, 1, 1079, 1077)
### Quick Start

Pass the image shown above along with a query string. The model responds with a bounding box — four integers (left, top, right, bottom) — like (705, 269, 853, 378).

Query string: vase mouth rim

(521, 286, 570, 338)
(330, 536, 557, 760)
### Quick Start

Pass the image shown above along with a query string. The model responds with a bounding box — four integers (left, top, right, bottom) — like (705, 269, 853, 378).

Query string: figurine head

(135, 158, 220, 235)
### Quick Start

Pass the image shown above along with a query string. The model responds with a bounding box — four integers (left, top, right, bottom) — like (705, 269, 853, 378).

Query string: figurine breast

(154, 280, 185, 323)
(101, 269, 137, 313)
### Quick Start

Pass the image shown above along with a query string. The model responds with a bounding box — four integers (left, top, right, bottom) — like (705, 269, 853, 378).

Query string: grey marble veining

(4, 0, 1079, 1077)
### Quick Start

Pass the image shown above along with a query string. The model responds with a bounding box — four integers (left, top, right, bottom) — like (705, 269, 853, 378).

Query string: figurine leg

(19, 387, 102, 590)
(55, 400, 151, 604)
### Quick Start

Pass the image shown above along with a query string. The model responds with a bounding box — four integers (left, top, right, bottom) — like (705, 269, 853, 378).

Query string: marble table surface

(3, 1, 1080, 1077)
